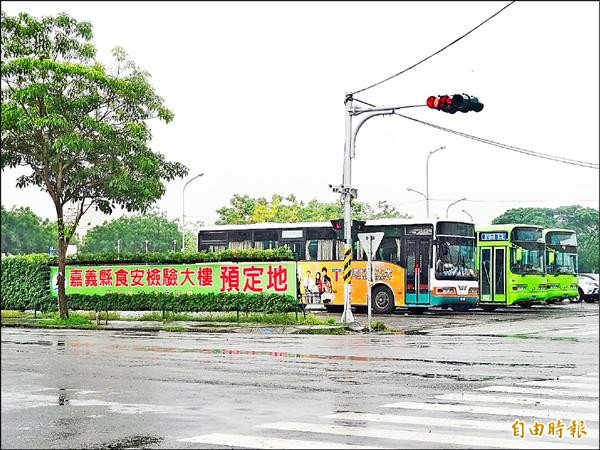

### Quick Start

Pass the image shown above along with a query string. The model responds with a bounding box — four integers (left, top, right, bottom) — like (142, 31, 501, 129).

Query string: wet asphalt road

(1, 302, 599, 449)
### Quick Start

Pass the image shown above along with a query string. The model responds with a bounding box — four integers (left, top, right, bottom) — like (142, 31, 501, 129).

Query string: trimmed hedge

(1, 249, 298, 313)
(1, 254, 52, 311)
(47, 247, 295, 266)
(66, 292, 297, 313)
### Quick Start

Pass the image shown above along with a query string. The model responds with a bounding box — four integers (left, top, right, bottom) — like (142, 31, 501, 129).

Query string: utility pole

(182, 173, 204, 252)
(331, 95, 407, 323)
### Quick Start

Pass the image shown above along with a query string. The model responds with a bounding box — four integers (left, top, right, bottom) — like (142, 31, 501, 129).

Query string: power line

(393, 112, 599, 169)
(351, 1, 516, 95)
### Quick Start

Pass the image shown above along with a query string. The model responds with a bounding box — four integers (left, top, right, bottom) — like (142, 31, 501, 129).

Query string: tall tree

(1, 205, 56, 254)
(1, 12, 188, 318)
(216, 194, 410, 224)
(492, 205, 599, 273)
(80, 212, 182, 254)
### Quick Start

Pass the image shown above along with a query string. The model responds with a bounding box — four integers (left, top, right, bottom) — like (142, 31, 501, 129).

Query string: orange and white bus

(197, 218, 479, 313)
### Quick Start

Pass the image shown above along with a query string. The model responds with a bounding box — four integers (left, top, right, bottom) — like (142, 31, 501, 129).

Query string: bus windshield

(510, 242, 545, 275)
(435, 236, 477, 280)
(548, 251, 577, 275)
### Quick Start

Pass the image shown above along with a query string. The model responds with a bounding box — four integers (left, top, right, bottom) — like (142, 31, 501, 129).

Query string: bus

(476, 224, 547, 311)
(198, 218, 479, 314)
(543, 228, 578, 303)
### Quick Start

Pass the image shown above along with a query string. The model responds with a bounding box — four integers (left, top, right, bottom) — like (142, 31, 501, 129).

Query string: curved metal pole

(182, 173, 204, 251)
(462, 209, 474, 222)
(426, 146, 446, 218)
(446, 197, 467, 218)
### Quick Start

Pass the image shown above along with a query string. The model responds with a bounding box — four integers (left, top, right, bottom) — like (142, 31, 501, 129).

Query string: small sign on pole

(357, 232, 384, 332)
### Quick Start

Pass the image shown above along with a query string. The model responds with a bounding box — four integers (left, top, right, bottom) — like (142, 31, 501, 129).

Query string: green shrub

(0, 254, 53, 311)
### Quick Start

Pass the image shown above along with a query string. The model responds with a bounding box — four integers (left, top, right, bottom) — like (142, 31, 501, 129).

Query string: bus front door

(405, 239, 431, 305)
(479, 246, 506, 304)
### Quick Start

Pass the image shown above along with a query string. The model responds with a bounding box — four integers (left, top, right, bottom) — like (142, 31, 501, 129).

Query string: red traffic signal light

(427, 94, 483, 113)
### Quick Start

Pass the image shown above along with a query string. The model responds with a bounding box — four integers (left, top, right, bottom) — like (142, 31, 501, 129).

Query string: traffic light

(426, 94, 484, 113)
(330, 219, 366, 240)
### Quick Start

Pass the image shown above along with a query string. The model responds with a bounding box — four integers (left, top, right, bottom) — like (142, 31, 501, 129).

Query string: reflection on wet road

(2, 302, 598, 449)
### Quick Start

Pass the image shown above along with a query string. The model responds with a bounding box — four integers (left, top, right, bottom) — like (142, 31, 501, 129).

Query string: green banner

(50, 261, 296, 297)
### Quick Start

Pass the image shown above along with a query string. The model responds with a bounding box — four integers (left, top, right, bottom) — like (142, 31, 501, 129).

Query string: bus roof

(542, 228, 576, 236)
(199, 217, 473, 232)
(475, 224, 543, 232)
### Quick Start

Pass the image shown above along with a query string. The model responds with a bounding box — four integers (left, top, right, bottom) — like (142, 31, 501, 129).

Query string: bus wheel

(570, 288, 584, 303)
(451, 304, 470, 312)
(481, 305, 497, 312)
(371, 285, 395, 314)
(518, 302, 532, 308)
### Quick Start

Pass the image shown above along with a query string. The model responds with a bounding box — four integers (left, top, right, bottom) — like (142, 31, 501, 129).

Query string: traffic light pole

(333, 95, 406, 324)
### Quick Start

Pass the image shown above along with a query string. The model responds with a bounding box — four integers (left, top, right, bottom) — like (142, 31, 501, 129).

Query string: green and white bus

(476, 224, 547, 311)
(543, 228, 578, 303)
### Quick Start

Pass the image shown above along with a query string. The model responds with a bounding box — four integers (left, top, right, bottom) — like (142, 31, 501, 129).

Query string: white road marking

(478, 386, 599, 398)
(323, 412, 599, 438)
(559, 376, 599, 382)
(436, 393, 598, 409)
(380, 401, 599, 421)
(258, 421, 598, 450)
(177, 433, 381, 449)
(523, 380, 598, 390)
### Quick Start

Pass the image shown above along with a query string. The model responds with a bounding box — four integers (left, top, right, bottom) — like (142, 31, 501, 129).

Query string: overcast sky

(1, 1, 599, 228)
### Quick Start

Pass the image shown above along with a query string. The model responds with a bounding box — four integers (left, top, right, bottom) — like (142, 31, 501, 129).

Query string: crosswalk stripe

(258, 421, 597, 450)
(524, 380, 598, 390)
(478, 385, 599, 398)
(571, 330, 599, 336)
(323, 412, 599, 438)
(436, 393, 598, 409)
(559, 376, 599, 382)
(177, 433, 381, 449)
(321, 412, 598, 439)
(380, 401, 599, 421)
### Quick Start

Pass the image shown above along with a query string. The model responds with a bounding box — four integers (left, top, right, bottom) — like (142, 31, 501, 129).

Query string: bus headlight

(539, 284, 548, 290)
(468, 287, 479, 294)
(512, 284, 527, 291)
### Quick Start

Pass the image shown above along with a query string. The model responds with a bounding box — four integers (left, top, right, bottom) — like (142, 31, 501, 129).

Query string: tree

(492, 205, 599, 273)
(1, 205, 56, 254)
(80, 212, 182, 254)
(216, 194, 410, 224)
(1, 12, 188, 318)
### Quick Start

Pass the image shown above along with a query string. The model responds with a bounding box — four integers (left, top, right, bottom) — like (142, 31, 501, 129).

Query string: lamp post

(426, 146, 446, 218)
(182, 173, 204, 252)
(462, 209, 474, 222)
(446, 197, 467, 218)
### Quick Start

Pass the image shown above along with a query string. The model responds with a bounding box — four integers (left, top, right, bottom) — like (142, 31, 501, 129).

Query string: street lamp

(182, 173, 204, 252)
(426, 146, 446, 218)
(462, 209, 474, 222)
(446, 197, 467, 218)
(406, 187, 427, 216)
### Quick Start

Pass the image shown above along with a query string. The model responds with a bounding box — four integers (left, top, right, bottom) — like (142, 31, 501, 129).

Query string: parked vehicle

(574, 273, 599, 303)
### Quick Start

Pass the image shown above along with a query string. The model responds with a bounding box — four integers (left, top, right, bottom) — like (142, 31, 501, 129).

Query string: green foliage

(1, 11, 188, 317)
(80, 212, 182, 253)
(66, 292, 297, 314)
(492, 205, 599, 273)
(0, 254, 53, 310)
(41, 312, 95, 328)
(216, 194, 410, 224)
(50, 246, 294, 265)
(1, 205, 57, 255)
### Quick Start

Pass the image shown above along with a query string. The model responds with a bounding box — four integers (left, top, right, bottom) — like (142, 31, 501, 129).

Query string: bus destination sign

(479, 232, 508, 241)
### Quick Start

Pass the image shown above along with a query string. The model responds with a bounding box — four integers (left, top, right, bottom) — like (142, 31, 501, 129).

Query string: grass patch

(295, 327, 348, 335)
(371, 321, 388, 332)
(1, 310, 29, 318)
(136, 311, 335, 326)
(38, 312, 97, 329)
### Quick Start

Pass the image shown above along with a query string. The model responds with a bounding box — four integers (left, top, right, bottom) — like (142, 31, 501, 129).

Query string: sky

(1, 1, 599, 230)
